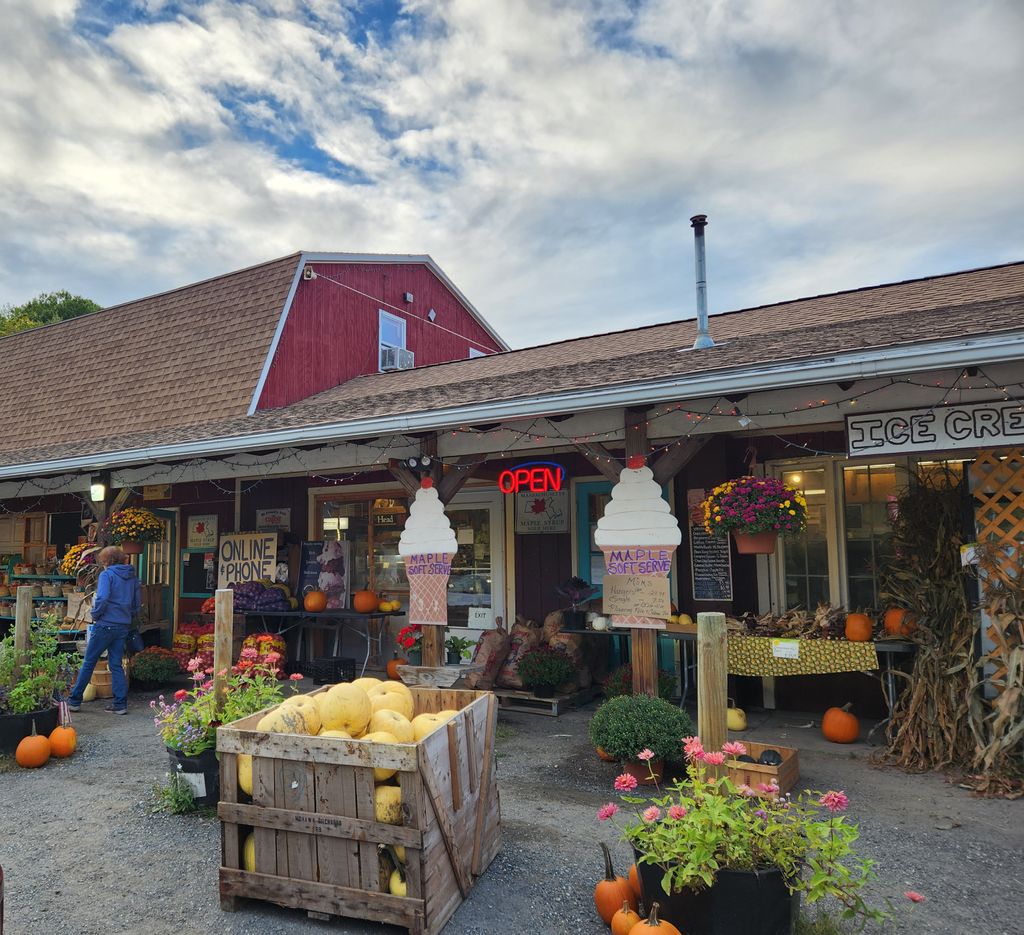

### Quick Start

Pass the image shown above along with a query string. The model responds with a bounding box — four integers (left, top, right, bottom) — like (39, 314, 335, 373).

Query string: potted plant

(104, 506, 164, 554)
(395, 624, 422, 665)
(0, 619, 76, 753)
(128, 646, 182, 688)
(516, 646, 577, 698)
(602, 664, 677, 702)
(555, 576, 598, 629)
(150, 654, 301, 805)
(598, 736, 915, 934)
(444, 634, 476, 666)
(588, 694, 693, 783)
(701, 476, 807, 554)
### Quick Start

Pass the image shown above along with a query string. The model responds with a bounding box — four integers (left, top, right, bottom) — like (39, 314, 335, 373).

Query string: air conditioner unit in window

(380, 347, 415, 371)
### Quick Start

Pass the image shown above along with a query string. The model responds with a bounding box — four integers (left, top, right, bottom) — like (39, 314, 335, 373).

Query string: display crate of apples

(216, 677, 500, 935)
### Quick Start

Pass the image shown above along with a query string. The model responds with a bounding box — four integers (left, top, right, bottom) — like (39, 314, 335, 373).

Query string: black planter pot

(564, 610, 588, 629)
(635, 861, 799, 935)
(167, 746, 220, 806)
(531, 684, 556, 698)
(0, 706, 59, 755)
(446, 650, 462, 665)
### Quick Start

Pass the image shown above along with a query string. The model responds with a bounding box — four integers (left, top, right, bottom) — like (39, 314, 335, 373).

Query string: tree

(0, 291, 101, 337)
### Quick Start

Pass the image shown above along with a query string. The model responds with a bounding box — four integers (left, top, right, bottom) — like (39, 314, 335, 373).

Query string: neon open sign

(497, 461, 566, 494)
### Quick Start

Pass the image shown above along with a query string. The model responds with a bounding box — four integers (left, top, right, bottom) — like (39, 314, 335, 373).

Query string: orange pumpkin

(386, 654, 408, 680)
(628, 902, 681, 935)
(883, 607, 916, 637)
(49, 725, 77, 758)
(627, 863, 641, 902)
(822, 703, 860, 744)
(15, 721, 51, 769)
(844, 612, 873, 642)
(303, 589, 328, 613)
(612, 900, 643, 935)
(597, 746, 617, 763)
(352, 589, 379, 614)
(595, 843, 636, 924)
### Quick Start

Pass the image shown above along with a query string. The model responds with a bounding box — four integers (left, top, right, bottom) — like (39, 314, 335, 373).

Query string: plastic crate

(308, 656, 357, 685)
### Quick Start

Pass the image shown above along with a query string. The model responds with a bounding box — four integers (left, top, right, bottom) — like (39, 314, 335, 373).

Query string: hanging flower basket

(103, 507, 164, 547)
(701, 477, 807, 554)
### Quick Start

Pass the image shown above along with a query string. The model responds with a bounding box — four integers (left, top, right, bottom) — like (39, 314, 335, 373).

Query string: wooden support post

(697, 612, 728, 774)
(573, 442, 621, 483)
(13, 586, 32, 683)
(387, 460, 421, 497)
(651, 436, 710, 486)
(421, 624, 443, 668)
(436, 456, 481, 505)
(214, 589, 234, 713)
(630, 629, 658, 696)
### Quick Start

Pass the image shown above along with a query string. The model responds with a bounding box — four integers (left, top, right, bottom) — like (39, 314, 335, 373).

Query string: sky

(1, 0, 1022, 348)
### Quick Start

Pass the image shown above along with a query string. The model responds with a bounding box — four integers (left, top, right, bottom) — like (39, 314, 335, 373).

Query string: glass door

(775, 466, 834, 611)
(445, 491, 503, 629)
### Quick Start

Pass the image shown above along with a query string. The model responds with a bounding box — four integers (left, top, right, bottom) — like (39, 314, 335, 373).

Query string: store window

(378, 310, 406, 370)
(445, 503, 494, 628)
(778, 468, 830, 610)
(319, 496, 409, 597)
(842, 463, 900, 610)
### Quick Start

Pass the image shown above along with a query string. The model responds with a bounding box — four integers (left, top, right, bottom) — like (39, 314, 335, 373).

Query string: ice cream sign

(399, 479, 457, 627)
(594, 456, 681, 628)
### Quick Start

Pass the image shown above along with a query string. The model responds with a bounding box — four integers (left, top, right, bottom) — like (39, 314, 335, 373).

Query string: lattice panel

(971, 449, 1024, 574)
(970, 449, 1024, 683)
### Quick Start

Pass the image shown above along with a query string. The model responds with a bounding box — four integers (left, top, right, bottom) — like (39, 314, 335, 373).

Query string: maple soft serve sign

(399, 478, 457, 627)
(594, 455, 681, 628)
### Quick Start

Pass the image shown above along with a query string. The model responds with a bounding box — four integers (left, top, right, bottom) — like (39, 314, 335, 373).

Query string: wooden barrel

(91, 659, 113, 699)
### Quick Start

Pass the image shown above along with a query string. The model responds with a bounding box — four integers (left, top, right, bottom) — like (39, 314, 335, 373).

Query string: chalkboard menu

(689, 522, 733, 602)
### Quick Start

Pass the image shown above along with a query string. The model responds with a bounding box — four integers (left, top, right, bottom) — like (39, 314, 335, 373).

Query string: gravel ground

(0, 683, 1020, 935)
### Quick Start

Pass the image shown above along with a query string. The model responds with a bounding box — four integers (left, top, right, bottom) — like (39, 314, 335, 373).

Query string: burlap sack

(542, 609, 565, 644)
(464, 621, 511, 690)
(496, 617, 542, 689)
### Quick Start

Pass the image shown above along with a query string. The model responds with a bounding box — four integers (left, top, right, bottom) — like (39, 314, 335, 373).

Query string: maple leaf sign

(530, 498, 548, 515)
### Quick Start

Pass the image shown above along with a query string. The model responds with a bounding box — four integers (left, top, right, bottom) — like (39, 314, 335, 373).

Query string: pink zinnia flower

(637, 748, 655, 761)
(722, 741, 747, 757)
(904, 891, 926, 904)
(701, 751, 725, 766)
(240, 646, 258, 661)
(737, 784, 755, 797)
(289, 672, 304, 681)
(819, 790, 849, 814)
(642, 806, 661, 823)
(173, 689, 187, 702)
(682, 736, 705, 762)
(186, 657, 203, 673)
(614, 773, 639, 793)
(597, 803, 619, 822)
(667, 805, 687, 820)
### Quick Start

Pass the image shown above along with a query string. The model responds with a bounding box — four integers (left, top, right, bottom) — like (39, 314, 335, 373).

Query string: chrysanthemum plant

(702, 476, 808, 537)
(597, 737, 924, 925)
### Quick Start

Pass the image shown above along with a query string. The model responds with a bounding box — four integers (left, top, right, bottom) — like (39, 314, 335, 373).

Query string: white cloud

(0, 0, 1021, 345)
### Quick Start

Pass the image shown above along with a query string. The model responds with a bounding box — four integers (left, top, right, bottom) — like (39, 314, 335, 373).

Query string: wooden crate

(217, 687, 501, 935)
(725, 741, 800, 795)
(493, 684, 600, 717)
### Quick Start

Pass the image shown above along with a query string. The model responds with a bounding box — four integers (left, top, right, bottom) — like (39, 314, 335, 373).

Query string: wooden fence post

(13, 587, 32, 684)
(214, 589, 234, 712)
(421, 625, 443, 668)
(697, 612, 728, 773)
(630, 630, 659, 696)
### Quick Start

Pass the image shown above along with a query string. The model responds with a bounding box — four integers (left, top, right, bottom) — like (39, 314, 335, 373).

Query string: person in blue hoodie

(68, 546, 142, 715)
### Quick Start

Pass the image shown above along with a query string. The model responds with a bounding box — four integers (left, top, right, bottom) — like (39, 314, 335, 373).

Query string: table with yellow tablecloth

(726, 635, 880, 677)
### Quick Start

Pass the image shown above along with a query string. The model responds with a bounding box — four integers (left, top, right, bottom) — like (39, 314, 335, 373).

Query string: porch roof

(2, 261, 1023, 478)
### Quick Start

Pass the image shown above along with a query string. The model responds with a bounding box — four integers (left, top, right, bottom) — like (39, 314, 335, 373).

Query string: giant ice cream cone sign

(594, 455, 682, 629)
(399, 478, 457, 628)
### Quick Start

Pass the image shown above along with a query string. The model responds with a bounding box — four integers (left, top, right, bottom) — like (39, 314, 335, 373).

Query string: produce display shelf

(8, 574, 76, 581)
(31, 596, 68, 601)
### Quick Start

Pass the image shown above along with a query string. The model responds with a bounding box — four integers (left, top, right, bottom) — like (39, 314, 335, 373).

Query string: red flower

(174, 689, 188, 702)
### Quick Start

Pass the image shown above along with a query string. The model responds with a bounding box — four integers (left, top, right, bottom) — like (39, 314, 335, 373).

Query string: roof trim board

(246, 256, 305, 416)
(4, 327, 1022, 482)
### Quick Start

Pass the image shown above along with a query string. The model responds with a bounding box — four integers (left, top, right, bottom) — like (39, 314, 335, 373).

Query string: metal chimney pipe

(691, 214, 714, 349)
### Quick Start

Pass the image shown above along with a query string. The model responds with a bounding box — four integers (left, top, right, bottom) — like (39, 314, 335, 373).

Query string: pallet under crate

(217, 687, 501, 935)
(493, 684, 600, 716)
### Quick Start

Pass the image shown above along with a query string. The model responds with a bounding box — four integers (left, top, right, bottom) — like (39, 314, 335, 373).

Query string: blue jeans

(69, 624, 129, 709)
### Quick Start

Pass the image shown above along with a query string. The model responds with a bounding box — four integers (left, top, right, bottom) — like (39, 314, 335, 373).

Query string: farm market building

(1, 252, 1023, 713)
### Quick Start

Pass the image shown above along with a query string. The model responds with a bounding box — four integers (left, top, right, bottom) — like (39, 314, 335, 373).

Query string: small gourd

(883, 607, 916, 637)
(822, 702, 860, 744)
(612, 900, 642, 935)
(386, 653, 408, 680)
(726, 697, 747, 731)
(628, 902, 681, 935)
(353, 589, 379, 614)
(595, 842, 637, 924)
(627, 862, 641, 902)
(303, 589, 328, 612)
(15, 721, 51, 769)
(757, 748, 783, 766)
(736, 754, 756, 763)
(49, 724, 78, 758)
(83, 683, 97, 703)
